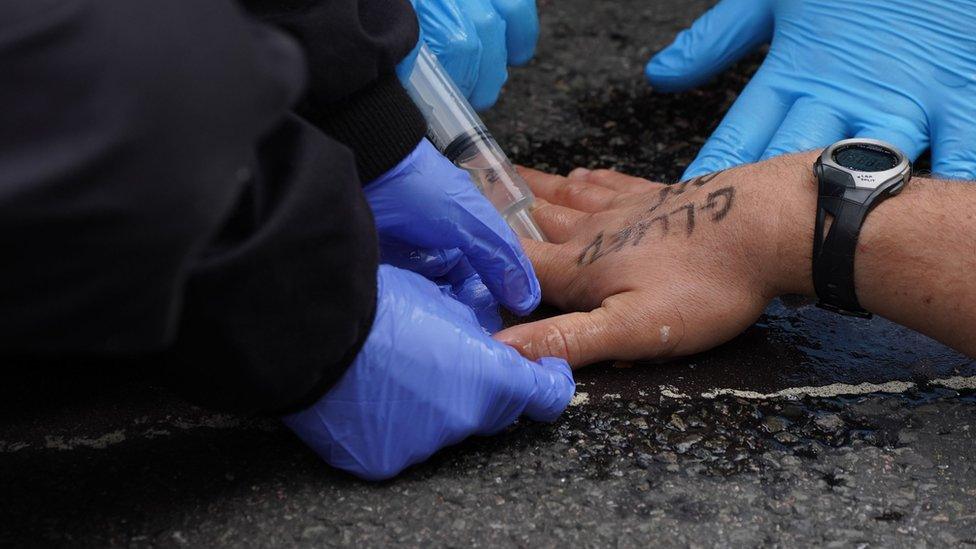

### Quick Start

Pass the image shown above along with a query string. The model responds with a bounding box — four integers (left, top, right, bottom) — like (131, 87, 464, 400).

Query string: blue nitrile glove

(374, 238, 502, 333)
(439, 258, 503, 333)
(409, 0, 539, 110)
(365, 138, 541, 316)
(282, 265, 575, 481)
(645, 0, 976, 181)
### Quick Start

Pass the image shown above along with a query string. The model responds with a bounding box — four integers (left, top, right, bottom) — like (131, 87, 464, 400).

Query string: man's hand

(495, 158, 976, 366)
(365, 138, 541, 325)
(284, 265, 574, 481)
(494, 162, 795, 366)
(645, 0, 976, 181)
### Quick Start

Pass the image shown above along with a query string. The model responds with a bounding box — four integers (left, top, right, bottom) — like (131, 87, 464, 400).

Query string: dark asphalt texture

(2, 0, 975, 546)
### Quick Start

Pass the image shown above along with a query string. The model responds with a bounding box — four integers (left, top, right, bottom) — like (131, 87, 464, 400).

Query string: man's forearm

(772, 154, 976, 356)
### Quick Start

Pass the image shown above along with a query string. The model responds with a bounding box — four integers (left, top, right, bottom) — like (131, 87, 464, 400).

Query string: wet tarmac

(1, 0, 974, 546)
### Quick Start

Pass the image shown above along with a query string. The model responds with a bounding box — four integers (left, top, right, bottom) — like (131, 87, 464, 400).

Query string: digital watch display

(832, 144, 899, 172)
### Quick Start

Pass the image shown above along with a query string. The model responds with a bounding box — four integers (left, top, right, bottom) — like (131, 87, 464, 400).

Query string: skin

(494, 153, 976, 367)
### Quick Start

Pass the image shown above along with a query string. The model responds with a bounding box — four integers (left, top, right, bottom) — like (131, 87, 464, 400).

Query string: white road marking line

(3, 377, 973, 452)
(658, 375, 976, 401)
(569, 392, 590, 407)
(698, 380, 917, 400)
(44, 430, 126, 450)
(931, 375, 976, 391)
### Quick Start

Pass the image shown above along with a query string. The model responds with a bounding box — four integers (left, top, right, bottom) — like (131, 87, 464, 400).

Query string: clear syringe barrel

(404, 44, 547, 241)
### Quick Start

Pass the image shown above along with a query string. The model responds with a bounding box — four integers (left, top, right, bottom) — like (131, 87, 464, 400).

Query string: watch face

(832, 144, 899, 172)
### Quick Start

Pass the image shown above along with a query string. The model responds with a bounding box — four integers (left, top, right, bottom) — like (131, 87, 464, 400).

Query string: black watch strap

(812, 139, 910, 319)
(812, 186, 874, 318)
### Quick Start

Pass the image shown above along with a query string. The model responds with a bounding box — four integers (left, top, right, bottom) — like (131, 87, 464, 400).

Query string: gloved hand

(365, 138, 540, 317)
(438, 258, 503, 333)
(283, 265, 575, 481)
(411, 0, 539, 110)
(645, 0, 976, 180)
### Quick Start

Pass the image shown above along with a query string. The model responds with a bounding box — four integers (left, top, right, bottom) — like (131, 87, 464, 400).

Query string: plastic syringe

(404, 44, 547, 241)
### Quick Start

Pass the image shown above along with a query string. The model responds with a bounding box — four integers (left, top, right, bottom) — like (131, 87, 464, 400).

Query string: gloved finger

(853, 118, 929, 163)
(494, 293, 643, 368)
(761, 98, 850, 161)
(379, 241, 464, 279)
(489, 0, 539, 65)
(417, 0, 482, 97)
(681, 73, 792, 180)
(645, 0, 773, 92)
(531, 199, 590, 244)
(376, 142, 540, 315)
(930, 114, 976, 180)
(476, 348, 575, 435)
(466, 0, 509, 110)
(450, 194, 540, 315)
(440, 259, 503, 333)
(520, 357, 576, 422)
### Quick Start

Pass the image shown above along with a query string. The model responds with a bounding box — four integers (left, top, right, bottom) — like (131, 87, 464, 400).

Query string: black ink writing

(577, 185, 738, 267)
(670, 203, 696, 236)
(577, 231, 604, 266)
(701, 187, 735, 221)
(647, 215, 669, 237)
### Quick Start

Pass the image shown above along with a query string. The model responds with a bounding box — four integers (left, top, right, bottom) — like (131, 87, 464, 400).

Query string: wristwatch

(812, 138, 911, 318)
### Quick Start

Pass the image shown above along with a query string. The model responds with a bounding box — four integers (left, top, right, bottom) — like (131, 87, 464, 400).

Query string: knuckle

(535, 321, 581, 364)
(471, 8, 502, 32)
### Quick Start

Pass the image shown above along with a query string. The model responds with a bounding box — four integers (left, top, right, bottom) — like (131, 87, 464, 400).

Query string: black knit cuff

(303, 75, 427, 183)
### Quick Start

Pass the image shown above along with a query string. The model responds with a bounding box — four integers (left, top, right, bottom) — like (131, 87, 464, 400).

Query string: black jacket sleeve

(240, 0, 428, 182)
(0, 0, 377, 413)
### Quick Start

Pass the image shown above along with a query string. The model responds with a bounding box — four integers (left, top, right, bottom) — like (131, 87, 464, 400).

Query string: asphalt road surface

(2, 0, 975, 546)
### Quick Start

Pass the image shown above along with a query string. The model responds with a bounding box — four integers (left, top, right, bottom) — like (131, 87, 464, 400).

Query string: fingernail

(568, 168, 591, 179)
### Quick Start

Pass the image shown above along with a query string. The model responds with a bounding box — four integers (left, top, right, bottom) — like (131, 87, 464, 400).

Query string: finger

(396, 148, 538, 315)
(467, 0, 509, 110)
(519, 357, 575, 422)
(645, 0, 774, 92)
(489, 0, 539, 66)
(416, 0, 481, 97)
(573, 168, 660, 193)
(682, 73, 792, 180)
(567, 167, 591, 179)
(379, 241, 464, 279)
(761, 98, 850, 161)
(439, 259, 502, 333)
(454, 195, 541, 315)
(518, 165, 570, 195)
(930, 113, 976, 180)
(476, 350, 575, 435)
(531, 200, 589, 244)
(494, 295, 644, 367)
(517, 238, 580, 306)
(516, 166, 620, 212)
(852, 117, 929, 162)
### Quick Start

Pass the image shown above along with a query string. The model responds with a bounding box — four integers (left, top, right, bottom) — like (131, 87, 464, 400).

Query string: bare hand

(494, 160, 807, 367)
